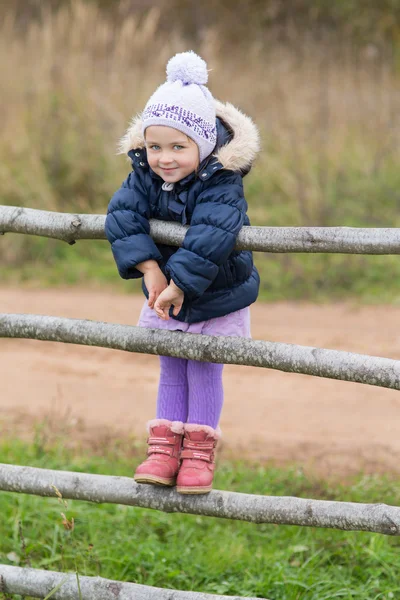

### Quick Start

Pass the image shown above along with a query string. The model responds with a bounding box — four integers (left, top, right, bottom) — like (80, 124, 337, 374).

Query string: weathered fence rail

(1, 313, 400, 390)
(1, 463, 399, 536)
(2, 204, 400, 253)
(0, 565, 261, 600)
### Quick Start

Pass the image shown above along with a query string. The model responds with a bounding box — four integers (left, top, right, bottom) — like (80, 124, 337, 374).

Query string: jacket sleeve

(105, 171, 162, 279)
(165, 170, 246, 299)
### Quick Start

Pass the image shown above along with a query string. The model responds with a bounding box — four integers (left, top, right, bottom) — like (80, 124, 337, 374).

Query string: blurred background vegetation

(2, 0, 400, 301)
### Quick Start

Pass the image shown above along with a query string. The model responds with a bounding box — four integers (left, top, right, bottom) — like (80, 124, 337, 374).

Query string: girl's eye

(149, 145, 160, 151)
(173, 145, 184, 150)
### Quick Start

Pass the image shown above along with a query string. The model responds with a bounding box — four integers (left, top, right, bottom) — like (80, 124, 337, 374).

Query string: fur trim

(170, 421, 185, 435)
(146, 419, 185, 435)
(213, 101, 260, 172)
(118, 113, 143, 156)
(117, 100, 260, 172)
(184, 423, 222, 440)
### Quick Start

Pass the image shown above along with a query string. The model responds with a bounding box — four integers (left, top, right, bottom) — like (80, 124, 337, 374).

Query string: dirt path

(1, 286, 400, 477)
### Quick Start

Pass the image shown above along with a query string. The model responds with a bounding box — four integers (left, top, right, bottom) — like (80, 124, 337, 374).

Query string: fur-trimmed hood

(118, 100, 261, 173)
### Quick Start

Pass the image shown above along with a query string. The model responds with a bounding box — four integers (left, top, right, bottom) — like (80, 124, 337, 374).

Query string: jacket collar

(120, 100, 260, 177)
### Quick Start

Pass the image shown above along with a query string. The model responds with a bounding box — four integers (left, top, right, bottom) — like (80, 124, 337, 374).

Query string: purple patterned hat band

(143, 103, 217, 161)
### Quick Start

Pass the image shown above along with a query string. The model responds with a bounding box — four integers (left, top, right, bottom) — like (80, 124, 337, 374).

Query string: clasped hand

(154, 280, 184, 320)
(139, 261, 184, 320)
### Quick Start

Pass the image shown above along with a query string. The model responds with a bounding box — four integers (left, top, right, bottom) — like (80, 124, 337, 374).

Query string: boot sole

(134, 475, 176, 486)
(176, 485, 212, 494)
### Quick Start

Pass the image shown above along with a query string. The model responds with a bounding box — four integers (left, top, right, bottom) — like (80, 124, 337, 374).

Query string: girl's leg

(176, 360, 223, 494)
(186, 360, 224, 429)
(134, 356, 187, 487)
(156, 356, 189, 423)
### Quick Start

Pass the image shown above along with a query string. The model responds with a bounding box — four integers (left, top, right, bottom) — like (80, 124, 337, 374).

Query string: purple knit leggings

(156, 356, 224, 429)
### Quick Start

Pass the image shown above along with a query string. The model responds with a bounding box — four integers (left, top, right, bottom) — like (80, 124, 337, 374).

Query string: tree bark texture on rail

(0, 565, 264, 600)
(2, 204, 400, 254)
(1, 313, 400, 390)
(0, 464, 399, 536)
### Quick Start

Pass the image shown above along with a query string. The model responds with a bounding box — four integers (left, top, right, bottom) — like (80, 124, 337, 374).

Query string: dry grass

(2, 2, 400, 296)
(2, 3, 399, 212)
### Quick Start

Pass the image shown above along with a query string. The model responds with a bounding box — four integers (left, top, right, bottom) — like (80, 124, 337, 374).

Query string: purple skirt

(137, 301, 251, 338)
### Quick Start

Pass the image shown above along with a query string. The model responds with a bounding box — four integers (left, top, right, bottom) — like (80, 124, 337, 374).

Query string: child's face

(145, 126, 200, 183)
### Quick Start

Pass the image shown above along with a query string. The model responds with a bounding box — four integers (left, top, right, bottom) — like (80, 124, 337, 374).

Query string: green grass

(1, 435, 400, 599)
(4, 234, 400, 304)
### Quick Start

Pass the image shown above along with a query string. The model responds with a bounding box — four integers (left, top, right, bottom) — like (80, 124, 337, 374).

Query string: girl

(105, 51, 260, 494)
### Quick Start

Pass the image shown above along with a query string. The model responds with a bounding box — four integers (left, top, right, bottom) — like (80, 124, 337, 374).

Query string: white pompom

(166, 51, 208, 85)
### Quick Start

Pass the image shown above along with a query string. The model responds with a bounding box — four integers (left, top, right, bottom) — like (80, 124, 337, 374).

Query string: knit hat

(142, 51, 217, 162)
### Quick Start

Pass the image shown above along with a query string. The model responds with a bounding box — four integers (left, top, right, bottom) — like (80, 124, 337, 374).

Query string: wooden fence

(1, 204, 400, 600)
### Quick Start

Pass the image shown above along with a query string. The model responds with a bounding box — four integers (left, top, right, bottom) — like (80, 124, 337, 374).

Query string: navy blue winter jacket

(105, 101, 260, 323)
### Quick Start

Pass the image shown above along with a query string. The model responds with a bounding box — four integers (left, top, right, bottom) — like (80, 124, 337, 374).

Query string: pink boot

(176, 424, 220, 494)
(134, 419, 184, 486)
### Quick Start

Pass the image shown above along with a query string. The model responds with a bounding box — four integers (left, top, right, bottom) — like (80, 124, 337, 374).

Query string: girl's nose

(159, 153, 174, 166)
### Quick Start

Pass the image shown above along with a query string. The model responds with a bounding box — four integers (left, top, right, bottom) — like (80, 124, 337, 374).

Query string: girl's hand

(137, 261, 168, 309)
(154, 280, 184, 320)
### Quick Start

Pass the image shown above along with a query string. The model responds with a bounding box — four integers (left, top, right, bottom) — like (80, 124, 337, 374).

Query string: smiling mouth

(160, 167, 178, 171)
